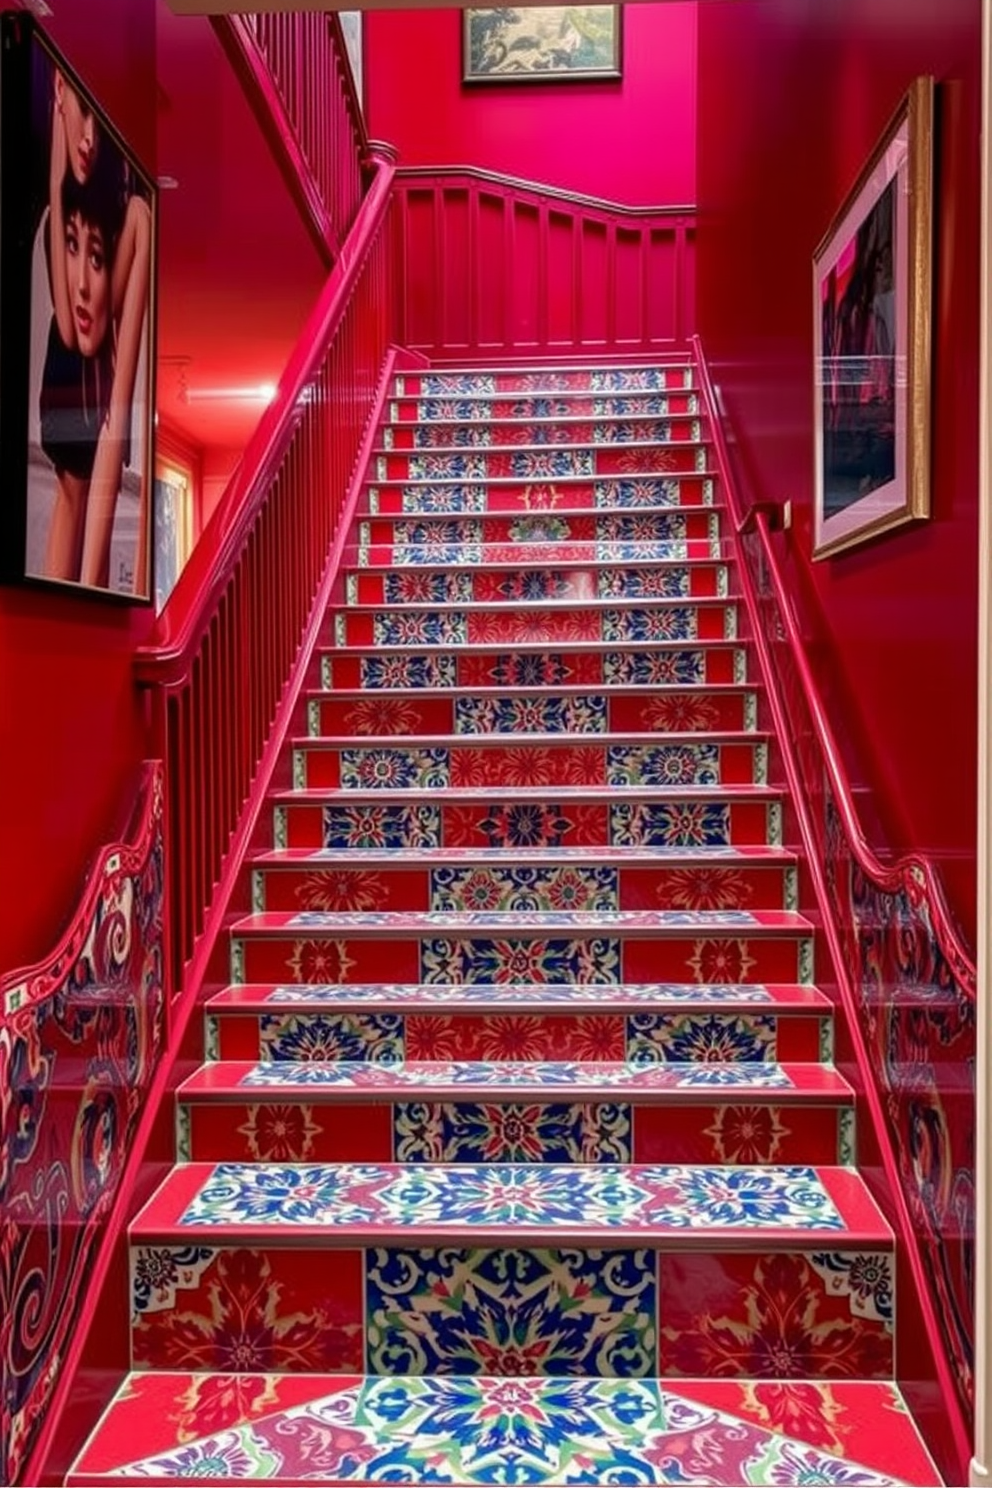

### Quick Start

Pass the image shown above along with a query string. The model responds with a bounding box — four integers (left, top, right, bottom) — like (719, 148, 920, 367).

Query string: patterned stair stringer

(69, 358, 942, 1486)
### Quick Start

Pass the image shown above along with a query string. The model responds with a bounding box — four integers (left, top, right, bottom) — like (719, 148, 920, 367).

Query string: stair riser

(352, 540, 724, 569)
(322, 646, 746, 690)
(390, 393, 700, 421)
(128, 1240, 893, 1379)
(334, 605, 737, 648)
(368, 475, 714, 513)
(294, 741, 765, 792)
(396, 368, 695, 394)
(359, 512, 718, 548)
(380, 418, 702, 450)
(180, 1098, 848, 1167)
(311, 689, 756, 736)
(343, 563, 729, 605)
(278, 798, 779, 850)
(254, 861, 794, 915)
(208, 1008, 826, 1064)
(232, 933, 814, 988)
(375, 447, 708, 482)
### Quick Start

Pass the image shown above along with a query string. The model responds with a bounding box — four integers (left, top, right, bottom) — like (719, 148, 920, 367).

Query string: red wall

(0, 0, 158, 975)
(366, 4, 696, 207)
(696, 0, 980, 946)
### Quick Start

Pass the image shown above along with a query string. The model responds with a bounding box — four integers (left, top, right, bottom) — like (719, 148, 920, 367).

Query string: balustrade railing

(213, 11, 368, 264)
(393, 167, 695, 361)
(0, 763, 166, 1488)
(694, 336, 975, 1476)
(136, 149, 396, 990)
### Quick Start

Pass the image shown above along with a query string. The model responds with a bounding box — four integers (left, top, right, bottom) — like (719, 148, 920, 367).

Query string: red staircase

(66, 361, 942, 1485)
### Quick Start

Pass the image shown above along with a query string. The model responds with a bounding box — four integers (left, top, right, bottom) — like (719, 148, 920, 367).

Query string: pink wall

(366, 4, 696, 207)
(0, 0, 158, 974)
(696, 0, 980, 947)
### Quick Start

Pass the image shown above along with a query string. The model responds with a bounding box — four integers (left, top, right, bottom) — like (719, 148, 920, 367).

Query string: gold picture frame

(812, 77, 933, 559)
(463, 7, 622, 84)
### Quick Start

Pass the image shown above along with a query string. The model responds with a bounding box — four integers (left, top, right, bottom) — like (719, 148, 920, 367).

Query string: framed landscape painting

(0, 13, 157, 601)
(464, 6, 621, 83)
(812, 76, 933, 559)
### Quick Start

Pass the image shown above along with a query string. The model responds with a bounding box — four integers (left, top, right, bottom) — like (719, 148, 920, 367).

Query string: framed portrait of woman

(0, 13, 157, 601)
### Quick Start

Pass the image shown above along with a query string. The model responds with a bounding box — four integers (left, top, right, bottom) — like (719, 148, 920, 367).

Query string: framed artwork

(463, 6, 621, 83)
(812, 76, 933, 559)
(0, 13, 157, 601)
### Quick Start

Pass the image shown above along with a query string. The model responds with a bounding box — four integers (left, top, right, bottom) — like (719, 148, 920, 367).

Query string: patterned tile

(322, 804, 441, 849)
(258, 1012, 404, 1063)
(607, 743, 721, 787)
(235, 1059, 796, 1091)
(627, 1012, 778, 1064)
(365, 1246, 656, 1375)
(354, 654, 457, 689)
(430, 864, 618, 912)
(598, 568, 692, 600)
(602, 606, 698, 642)
(380, 569, 475, 599)
(370, 611, 468, 646)
(68, 1373, 934, 1485)
(393, 1101, 632, 1162)
(174, 1162, 849, 1233)
(260, 982, 778, 1006)
(339, 747, 449, 791)
(603, 648, 706, 684)
(420, 936, 622, 984)
(453, 694, 609, 734)
(610, 802, 732, 846)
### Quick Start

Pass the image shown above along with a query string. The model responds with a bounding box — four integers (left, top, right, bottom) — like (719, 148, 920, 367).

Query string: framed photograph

(0, 13, 157, 601)
(812, 76, 933, 559)
(463, 6, 621, 83)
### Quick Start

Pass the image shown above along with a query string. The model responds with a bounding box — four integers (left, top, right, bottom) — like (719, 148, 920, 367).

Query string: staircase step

(66, 1373, 942, 1486)
(367, 475, 714, 513)
(390, 390, 701, 420)
(307, 684, 759, 735)
(205, 979, 831, 1066)
(342, 558, 729, 606)
(374, 443, 708, 483)
(378, 416, 704, 450)
(275, 784, 782, 850)
(229, 908, 813, 986)
(291, 735, 768, 791)
(251, 842, 796, 913)
(350, 538, 725, 569)
(320, 640, 747, 690)
(358, 507, 720, 545)
(396, 364, 695, 394)
(177, 1061, 852, 1166)
(333, 599, 738, 647)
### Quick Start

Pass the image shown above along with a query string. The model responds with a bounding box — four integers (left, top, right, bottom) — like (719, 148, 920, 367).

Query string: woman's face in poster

(66, 211, 110, 357)
(56, 72, 98, 184)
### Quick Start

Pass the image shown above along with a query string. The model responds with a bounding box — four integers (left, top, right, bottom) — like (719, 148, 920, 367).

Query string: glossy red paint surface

(365, 5, 697, 208)
(695, 0, 980, 947)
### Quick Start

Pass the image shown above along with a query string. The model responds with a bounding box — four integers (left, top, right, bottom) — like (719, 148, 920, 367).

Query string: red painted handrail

(137, 147, 396, 985)
(393, 167, 696, 361)
(213, 11, 368, 265)
(694, 333, 975, 1477)
(0, 762, 166, 1488)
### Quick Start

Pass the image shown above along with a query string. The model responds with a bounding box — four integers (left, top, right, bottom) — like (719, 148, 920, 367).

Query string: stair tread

(132, 1160, 891, 1244)
(347, 546, 724, 567)
(307, 682, 758, 697)
(179, 1059, 851, 1100)
(274, 783, 779, 802)
(364, 499, 717, 520)
(368, 470, 721, 487)
(232, 907, 812, 935)
(65, 1372, 942, 1487)
(336, 594, 737, 612)
(207, 980, 829, 1011)
(294, 729, 769, 747)
(252, 843, 795, 865)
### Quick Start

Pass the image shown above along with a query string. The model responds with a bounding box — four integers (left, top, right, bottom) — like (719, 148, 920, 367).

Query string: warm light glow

(185, 382, 280, 403)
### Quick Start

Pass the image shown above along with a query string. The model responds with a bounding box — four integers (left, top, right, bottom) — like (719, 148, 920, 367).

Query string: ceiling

(155, 2, 326, 452)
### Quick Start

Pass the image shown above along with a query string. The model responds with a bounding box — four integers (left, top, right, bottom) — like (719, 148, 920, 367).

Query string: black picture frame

(0, 13, 157, 601)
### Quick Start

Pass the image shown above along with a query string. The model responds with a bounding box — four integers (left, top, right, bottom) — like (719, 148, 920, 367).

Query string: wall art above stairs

(64, 359, 956, 1486)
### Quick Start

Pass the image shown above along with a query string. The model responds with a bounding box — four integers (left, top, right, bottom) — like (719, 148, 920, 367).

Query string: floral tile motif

(607, 743, 721, 788)
(809, 1252, 894, 1323)
(454, 694, 609, 734)
(403, 1013, 624, 1060)
(379, 519, 485, 545)
(449, 745, 604, 789)
(421, 374, 498, 394)
(356, 653, 457, 689)
(380, 570, 475, 600)
(370, 610, 469, 646)
(590, 368, 671, 390)
(365, 1246, 656, 1376)
(322, 804, 441, 849)
(235, 1103, 326, 1162)
(599, 477, 685, 507)
(130, 1246, 363, 1373)
(405, 453, 490, 480)
(430, 865, 617, 913)
(418, 398, 492, 419)
(261, 982, 777, 1006)
(599, 510, 691, 540)
(487, 449, 597, 480)
(420, 936, 622, 984)
(598, 569, 692, 600)
(474, 801, 580, 848)
(339, 747, 450, 792)
(592, 419, 673, 443)
(627, 1012, 778, 1064)
(602, 606, 697, 642)
(398, 483, 488, 512)
(258, 1012, 404, 1063)
(83, 1373, 926, 1485)
(590, 394, 676, 415)
(659, 1251, 893, 1379)
(471, 570, 584, 602)
(458, 652, 589, 689)
(176, 1162, 847, 1233)
(394, 1102, 632, 1162)
(333, 699, 428, 738)
(236, 1059, 794, 1091)
(611, 802, 732, 847)
(603, 648, 707, 685)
